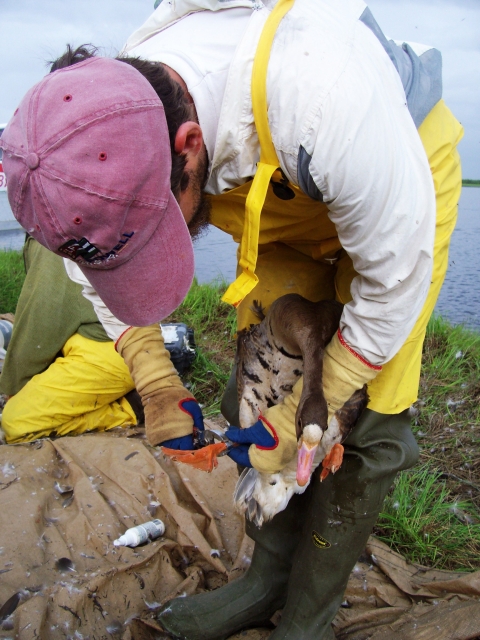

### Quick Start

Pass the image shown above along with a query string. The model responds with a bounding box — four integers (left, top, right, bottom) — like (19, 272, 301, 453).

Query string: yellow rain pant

(2, 333, 136, 443)
(211, 100, 463, 415)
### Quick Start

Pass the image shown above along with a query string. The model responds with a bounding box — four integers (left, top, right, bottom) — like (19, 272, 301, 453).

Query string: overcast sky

(1, 0, 479, 177)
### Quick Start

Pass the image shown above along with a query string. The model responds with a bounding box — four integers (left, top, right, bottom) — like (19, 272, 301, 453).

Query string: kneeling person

(0, 237, 138, 442)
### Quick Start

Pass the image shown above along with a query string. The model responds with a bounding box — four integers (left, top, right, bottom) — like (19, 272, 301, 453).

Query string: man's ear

(174, 122, 203, 157)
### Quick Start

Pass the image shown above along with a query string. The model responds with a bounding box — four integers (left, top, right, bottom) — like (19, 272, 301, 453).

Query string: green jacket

(0, 237, 109, 396)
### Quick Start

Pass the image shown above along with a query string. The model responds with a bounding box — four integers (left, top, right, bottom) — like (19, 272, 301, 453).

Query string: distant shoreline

(462, 180, 480, 187)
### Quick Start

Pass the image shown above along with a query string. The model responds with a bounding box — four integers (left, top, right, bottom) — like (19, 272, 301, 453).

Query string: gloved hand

(239, 392, 303, 474)
(225, 419, 277, 467)
(321, 329, 381, 422)
(117, 325, 202, 447)
(161, 398, 205, 450)
(242, 330, 381, 475)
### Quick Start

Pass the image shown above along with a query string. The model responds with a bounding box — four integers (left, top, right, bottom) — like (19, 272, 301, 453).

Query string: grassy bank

(0, 249, 24, 313)
(375, 314, 480, 570)
(462, 179, 480, 187)
(1, 249, 479, 571)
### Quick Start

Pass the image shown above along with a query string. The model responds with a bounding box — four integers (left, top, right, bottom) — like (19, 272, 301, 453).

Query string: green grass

(414, 315, 480, 488)
(2, 250, 480, 571)
(376, 466, 480, 571)
(419, 314, 480, 408)
(375, 314, 480, 571)
(0, 249, 25, 313)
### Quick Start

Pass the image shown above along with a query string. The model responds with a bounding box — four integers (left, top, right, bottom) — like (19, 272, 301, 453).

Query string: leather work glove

(233, 330, 381, 475)
(117, 325, 204, 447)
(161, 398, 205, 449)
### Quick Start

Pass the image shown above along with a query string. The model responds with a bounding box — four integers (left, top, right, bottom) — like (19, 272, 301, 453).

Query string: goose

(233, 294, 367, 527)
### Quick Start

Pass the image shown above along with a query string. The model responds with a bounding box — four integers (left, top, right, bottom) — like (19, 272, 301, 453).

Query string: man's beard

(186, 151, 211, 241)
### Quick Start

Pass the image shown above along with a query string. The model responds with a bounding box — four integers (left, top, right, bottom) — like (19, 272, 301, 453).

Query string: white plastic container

(113, 519, 165, 547)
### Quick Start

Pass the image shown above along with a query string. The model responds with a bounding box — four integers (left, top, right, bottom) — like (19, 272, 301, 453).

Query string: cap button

(26, 153, 40, 170)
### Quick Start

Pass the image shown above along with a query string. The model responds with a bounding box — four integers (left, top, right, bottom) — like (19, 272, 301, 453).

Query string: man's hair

(50, 45, 191, 196)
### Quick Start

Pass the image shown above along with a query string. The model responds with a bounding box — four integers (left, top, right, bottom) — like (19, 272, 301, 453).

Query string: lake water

(1, 188, 479, 329)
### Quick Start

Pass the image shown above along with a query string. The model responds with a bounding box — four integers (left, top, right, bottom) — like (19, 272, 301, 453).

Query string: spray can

(113, 519, 165, 547)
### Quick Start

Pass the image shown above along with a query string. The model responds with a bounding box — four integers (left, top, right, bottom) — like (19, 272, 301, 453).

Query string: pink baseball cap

(0, 56, 194, 327)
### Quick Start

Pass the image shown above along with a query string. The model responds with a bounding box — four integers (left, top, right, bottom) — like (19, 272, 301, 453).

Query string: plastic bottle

(113, 519, 165, 547)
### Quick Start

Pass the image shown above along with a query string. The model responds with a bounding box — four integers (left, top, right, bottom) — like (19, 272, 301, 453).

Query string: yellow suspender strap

(221, 0, 295, 307)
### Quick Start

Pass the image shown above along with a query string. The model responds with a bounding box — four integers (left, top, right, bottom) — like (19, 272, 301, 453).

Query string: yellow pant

(2, 334, 136, 443)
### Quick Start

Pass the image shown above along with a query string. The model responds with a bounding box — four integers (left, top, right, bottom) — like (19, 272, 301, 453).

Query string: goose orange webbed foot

(320, 443, 344, 481)
(162, 442, 228, 473)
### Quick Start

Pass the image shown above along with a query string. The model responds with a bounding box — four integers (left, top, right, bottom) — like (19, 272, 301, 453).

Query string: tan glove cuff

(248, 383, 302, 473)
(117, 325, 185, 396)
(117, 325, 194, 446)
(323, 330, 381, 420)
(144, 387, 196, 446)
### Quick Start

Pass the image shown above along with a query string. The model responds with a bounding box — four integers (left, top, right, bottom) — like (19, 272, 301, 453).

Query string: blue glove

(161, 399, 205, 450)
(225, 419, 276, 467)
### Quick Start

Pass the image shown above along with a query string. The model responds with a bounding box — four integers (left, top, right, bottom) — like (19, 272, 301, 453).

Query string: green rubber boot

(157, 489, 308, 640)
(269, 408, 419, 639)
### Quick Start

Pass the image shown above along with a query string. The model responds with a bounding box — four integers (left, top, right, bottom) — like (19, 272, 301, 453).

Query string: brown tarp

(334, 537, 480, 640)
(0, 426, 479, 639)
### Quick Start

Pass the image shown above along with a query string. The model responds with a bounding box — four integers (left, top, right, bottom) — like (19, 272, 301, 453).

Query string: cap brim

(79, 193, 194, 326)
